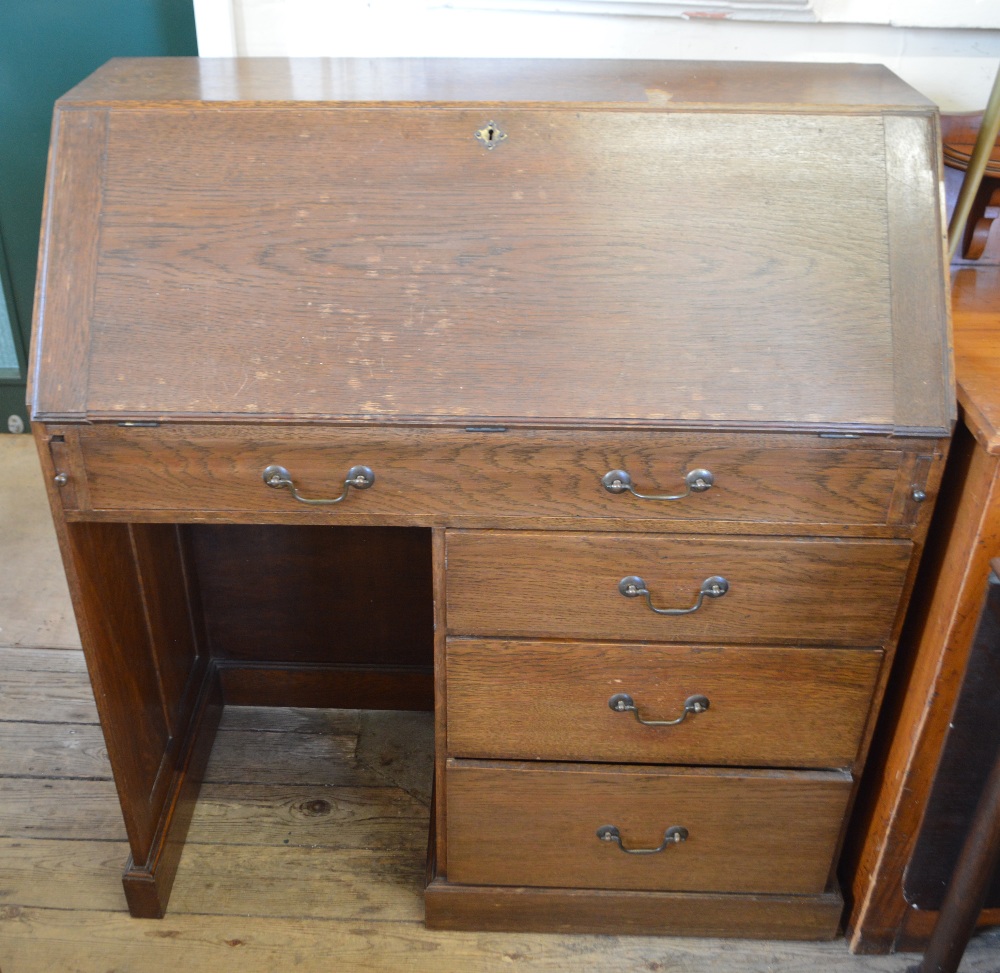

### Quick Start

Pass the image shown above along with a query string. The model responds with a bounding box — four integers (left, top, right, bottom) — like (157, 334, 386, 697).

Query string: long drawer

(445, 530, 911, 645)
(60, 424, 924, 529)
(446, 640, 882, 767)
(445, 760, 851, 894)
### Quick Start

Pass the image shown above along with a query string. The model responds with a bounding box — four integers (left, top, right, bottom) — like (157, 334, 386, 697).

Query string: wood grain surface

(30, 76, 949, 435)
(58, 522, 176, 860)
(883, 114, 954, 436)
(445, 530, 911, 645)
(445, 760, 851, 894)
(23, 58, 954, 937)
(423, 883, 845, 939)
(59, 58, 935, 109)
(77, 109, 893, 427)
(27, 109, 104, 418)
(445, 640, 881, 768)
(845, 268, 1000, 952)
(187, 524, 433, 667)
(952, 267, 1000, 453)
(68, 424, 933, 530)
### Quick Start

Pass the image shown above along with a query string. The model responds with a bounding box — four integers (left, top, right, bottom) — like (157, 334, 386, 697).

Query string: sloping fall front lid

(30, 58, 953, 434)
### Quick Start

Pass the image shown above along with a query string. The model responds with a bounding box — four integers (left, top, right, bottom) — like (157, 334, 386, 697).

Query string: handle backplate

(597, 824, 689, 855)
(618, 575, 729, 616)
(602, 468, 713, 501)
(609, 692, 710, 727)
(262, 464, 375, 505)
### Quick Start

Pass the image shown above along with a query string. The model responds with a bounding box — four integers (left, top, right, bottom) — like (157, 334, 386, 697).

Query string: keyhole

(476, 122, 506, 149)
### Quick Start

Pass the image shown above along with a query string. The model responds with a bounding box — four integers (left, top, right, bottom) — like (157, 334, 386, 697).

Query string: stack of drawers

(429, 432, 939, 935)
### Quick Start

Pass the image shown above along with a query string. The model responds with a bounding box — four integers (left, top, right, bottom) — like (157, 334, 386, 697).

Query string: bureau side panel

(883, 113, 955, 436)
(58, 521, 172, 860)
(29, 108, 105, 420)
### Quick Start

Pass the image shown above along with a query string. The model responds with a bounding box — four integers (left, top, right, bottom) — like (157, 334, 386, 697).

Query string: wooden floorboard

(187, 782, 428, 850)
(217, 705, 362, 734)
(0, 645, 87, 673)
(0, 664, 100, 724)
(3, 646, 1000, 971)
(0, 837, 131, 911)
(202, 727, 361, 786)
(3, 907, 1000, 973)
(0, 435, 81, 651)
(0, 778, 127, 840)
(0, 722, 111, 779)
(170, 845, 427, 920)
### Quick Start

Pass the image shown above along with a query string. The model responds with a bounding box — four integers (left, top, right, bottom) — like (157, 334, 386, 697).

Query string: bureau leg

(122, 664, 224, 918)
(50, 518, 220, 918)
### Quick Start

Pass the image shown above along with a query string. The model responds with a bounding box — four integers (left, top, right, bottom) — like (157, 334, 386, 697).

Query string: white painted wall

(193, 0, 1000, 111)
(814, 0, 1000, 29)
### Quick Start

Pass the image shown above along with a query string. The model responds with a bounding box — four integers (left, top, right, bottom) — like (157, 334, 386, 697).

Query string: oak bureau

(29, 58, 953, 938)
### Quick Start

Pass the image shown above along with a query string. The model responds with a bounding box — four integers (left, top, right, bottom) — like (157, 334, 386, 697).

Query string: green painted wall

(0, 0, 198, 431)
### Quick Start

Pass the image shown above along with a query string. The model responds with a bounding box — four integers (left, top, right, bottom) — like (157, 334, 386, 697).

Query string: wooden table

(30, 57, 953, 939)
(846, 265, 1000, 952)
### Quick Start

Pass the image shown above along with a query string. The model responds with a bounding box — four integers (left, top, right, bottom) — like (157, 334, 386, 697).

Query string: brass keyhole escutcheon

(475, 121, 507, 150)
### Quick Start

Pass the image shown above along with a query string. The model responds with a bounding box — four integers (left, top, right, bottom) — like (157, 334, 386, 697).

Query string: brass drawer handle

(618, 575, 729, 616)
(601, 468, 713, 501)
(597, 824, 688, 855)
(262, 464, 375, 505)
(609, 692, 710, 727)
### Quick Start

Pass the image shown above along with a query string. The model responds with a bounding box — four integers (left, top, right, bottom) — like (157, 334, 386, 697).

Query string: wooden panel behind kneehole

(187, 524, 434, 668)
(129, 524, 203, 736)
(445, 531, 912, 645)
(445, 640, 882, 768)
(445, 761, 851, 893)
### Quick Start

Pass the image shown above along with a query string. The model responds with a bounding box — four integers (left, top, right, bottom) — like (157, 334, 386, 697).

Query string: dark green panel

(0, 227, 23, 375)
(0, 0, 197, 431)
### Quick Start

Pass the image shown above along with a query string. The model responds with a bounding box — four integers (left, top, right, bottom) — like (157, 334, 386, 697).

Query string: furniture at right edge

(846, 265, 1000, 952)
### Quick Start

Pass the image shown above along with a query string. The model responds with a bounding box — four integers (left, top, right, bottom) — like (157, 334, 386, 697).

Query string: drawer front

(446, 640, 882, 767)
(446, 531, 911, 645)
(68, 424, 916, 528)
(445, 761, 851, 893)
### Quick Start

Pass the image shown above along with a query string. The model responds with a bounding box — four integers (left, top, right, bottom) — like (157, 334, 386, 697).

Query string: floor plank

(218, 705, 363, 734)
(0, 645, 86, 673)
(203, 727, 364, 786)
(0, 837, 130, 911)
(0, 722, 110, 778)
(0, 836, 423, 921)
(188, 783, 428, 850)
(171, 845, 426, 920)
(0, 665, 99, 724)
(5, 907, 999, 973)
(356, 709, 434, 805)
(0, 778, 126, 840)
